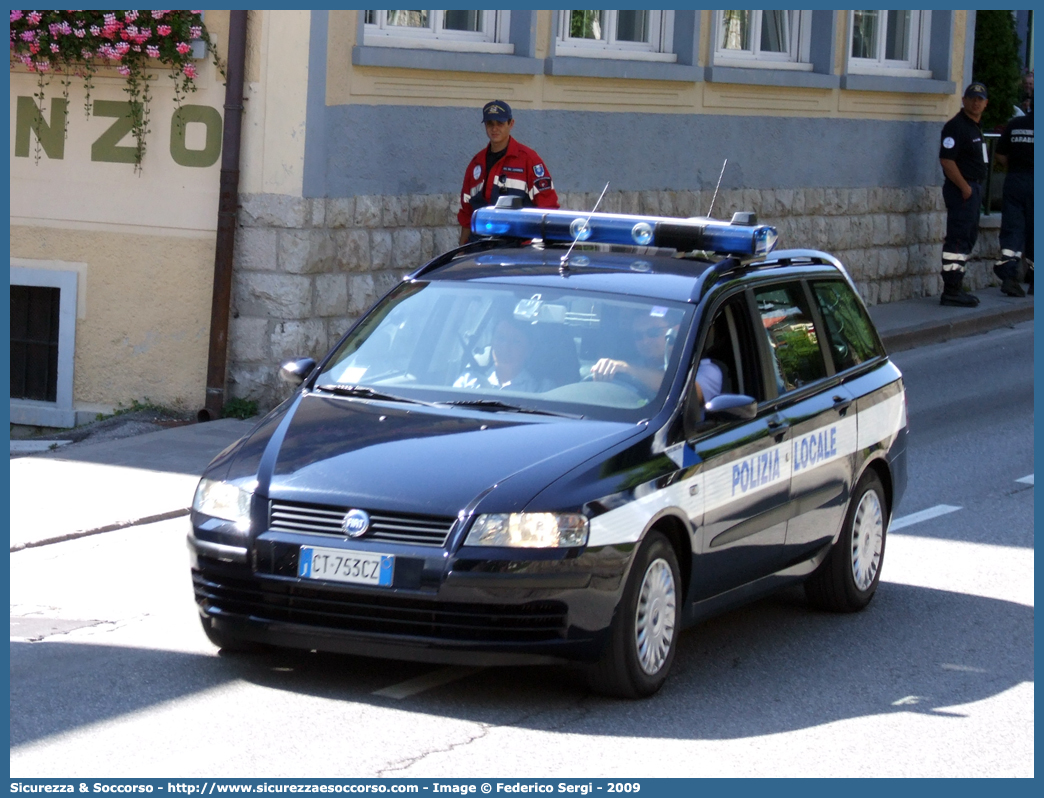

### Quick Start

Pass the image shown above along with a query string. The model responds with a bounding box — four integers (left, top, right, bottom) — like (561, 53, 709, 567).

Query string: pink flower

(27, 11, 42, 26)
(183, 62, 197, 79)
(36, 59, 50, 72)
(89, 25, 100, 36)
(157, 24, 171, 36)
(74, 28, 85, 38)
(115, 41, 131, 54)
(50, 42, 59, 52)
(146, 44, 160, 58)
(81, 48, 92, 59)
(20, 31, 36, 42)
(10, 10, 23, 22)
(190, 26, 202, 39)
(126, 10, 139, 22)
(175, 41, 191, 55)
(117, 65, 130, 76)
(151, 10, 168, 19)
(103, 13, 116, 26)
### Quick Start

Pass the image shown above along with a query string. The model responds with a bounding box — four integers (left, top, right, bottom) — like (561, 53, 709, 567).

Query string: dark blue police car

(189, 202, 908, 698)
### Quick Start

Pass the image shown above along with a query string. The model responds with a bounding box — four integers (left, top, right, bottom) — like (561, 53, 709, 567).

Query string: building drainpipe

(199, 9, 248, 422)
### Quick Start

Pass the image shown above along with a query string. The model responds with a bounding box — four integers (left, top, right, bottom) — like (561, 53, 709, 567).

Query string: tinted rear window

(811, 280, 885, 371)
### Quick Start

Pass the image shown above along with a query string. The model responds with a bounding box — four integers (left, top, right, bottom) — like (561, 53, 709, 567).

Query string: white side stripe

(1016, 474, 1033, 485)
(588, 391, 905, 547)
(889, 504, 961, 531)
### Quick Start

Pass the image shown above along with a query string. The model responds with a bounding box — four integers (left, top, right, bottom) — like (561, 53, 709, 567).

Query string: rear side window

(753, 283, 828, 394)
(811, 280, 885, 372)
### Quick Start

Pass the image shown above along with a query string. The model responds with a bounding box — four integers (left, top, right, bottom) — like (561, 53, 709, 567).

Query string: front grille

(193, 568, 568, 643)
(270, 501, 455, 547)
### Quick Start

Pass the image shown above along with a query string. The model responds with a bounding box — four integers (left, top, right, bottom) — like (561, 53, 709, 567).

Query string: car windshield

(315, 281, 694, 422)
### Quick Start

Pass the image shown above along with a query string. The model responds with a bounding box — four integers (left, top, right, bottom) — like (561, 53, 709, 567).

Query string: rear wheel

(587, 531, 681, 698)
(805, 470, 887, 612)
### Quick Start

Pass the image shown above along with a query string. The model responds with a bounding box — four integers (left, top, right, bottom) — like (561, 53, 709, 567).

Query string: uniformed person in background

(993, 108, 1034, 296)
(457, 100, 559, 245)
(938, 83, 990, 307)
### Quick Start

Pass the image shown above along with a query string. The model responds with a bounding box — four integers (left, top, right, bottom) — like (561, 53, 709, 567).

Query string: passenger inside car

(454, 318, 555, 393)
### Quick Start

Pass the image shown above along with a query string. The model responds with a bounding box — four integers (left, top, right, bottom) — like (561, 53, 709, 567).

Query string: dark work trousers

(941, 180, 982, 288)
(999, 171, 1034, 265)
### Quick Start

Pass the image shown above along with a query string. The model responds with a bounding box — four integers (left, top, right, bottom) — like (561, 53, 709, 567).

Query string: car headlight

(464, 513, 589, 548)
(192, 478, 253, 531)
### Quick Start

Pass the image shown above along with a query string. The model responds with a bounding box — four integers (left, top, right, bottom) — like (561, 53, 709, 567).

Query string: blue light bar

(471, 207, 779, 257)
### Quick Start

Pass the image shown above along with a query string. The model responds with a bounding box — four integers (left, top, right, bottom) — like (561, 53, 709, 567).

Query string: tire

(587, 531, 681, 698)
(200, 615, 266, 654)
(805, 470, 887, 612)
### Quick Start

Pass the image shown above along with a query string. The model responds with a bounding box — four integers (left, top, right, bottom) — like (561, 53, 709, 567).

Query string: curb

(879, 303, 1034, 353)
(9, 508, 190, 553)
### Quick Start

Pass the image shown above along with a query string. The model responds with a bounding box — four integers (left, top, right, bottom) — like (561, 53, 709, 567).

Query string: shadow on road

(11, 582, 1033, 748)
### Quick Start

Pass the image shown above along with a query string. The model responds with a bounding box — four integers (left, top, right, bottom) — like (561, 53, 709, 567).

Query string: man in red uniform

(458, 100, 559, 244)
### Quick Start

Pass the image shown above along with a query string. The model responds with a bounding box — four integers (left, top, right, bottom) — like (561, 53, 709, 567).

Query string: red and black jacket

(457, 137, 559, 228)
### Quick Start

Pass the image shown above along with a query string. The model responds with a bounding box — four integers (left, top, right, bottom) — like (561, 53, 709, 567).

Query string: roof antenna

(561, 181, 610, 271)
(706, 159, 728, 219)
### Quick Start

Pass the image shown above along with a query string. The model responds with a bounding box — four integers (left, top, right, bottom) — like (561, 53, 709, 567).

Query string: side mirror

(684, 392, 757, 439)
(705, 393, 758, 421)
(279, 357, 317, 387)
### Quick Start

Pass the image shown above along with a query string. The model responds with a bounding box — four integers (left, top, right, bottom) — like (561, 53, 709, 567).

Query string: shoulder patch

(942, 136, 955, 149)
(533, 163, 545, 177)
(535, 178, 552, 191)
(473, 165, 482, 180)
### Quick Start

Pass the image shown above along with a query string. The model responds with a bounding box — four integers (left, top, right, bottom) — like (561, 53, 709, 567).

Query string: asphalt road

(9, 322, 1034, 778)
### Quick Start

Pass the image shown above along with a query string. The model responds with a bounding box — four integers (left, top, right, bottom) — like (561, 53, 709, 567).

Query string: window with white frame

(848, 10, 930, 75)
(714, 10, 813, 69)
(556, 10, 676, 61)
(363, 10, 512, 53)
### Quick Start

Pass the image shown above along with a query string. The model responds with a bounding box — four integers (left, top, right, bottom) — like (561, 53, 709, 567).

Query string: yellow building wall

(327, 10, 964, 122)
(9, 9, 313, 419)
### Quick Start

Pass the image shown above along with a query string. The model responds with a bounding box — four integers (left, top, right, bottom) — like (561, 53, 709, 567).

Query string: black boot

(995, 258, 1026, 297)
(940, 271, 980, 307)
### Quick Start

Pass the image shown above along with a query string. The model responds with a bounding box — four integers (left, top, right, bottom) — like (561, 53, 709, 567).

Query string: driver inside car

(589, 308, 723, 405)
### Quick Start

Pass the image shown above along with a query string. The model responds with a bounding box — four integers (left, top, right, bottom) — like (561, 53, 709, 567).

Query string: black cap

(964, 82, 988, 99)
(482, 100, 512, 122)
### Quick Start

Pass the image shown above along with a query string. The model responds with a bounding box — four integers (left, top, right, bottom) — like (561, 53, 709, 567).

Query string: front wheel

(587, 531, 681, 698)
(805, 470, 887, 612)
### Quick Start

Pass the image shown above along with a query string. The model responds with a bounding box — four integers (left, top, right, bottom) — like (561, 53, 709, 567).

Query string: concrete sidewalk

(8, 288, 1033, 552)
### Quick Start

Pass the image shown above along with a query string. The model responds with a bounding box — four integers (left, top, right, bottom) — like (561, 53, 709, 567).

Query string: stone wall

(229, 187, 1002, 410)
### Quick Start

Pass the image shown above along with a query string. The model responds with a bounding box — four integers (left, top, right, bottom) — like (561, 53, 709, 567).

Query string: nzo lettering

(732, 449, 781, 495)
(793, 426, 838, 472)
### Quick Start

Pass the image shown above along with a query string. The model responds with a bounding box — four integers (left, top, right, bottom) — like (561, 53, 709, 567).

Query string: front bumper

(189, 523, 633, 666)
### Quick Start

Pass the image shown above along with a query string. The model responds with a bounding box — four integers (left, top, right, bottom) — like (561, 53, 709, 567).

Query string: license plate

(297, 545, 394, 587)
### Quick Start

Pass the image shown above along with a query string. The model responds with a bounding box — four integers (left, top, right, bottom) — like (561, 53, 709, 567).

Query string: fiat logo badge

(341, 509, 370, 539)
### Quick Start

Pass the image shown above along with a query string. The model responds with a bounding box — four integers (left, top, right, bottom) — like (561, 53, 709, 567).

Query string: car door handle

(832, 395, 852, 415)
(767, 418, 789, 441)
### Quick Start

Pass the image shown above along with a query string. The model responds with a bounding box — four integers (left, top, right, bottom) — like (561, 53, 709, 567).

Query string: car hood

(216, 392, 644, 518)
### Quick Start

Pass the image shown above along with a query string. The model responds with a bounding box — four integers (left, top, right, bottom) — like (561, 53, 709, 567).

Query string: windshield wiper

(314, 384, 434, 406)
(442, 399, 581, 419)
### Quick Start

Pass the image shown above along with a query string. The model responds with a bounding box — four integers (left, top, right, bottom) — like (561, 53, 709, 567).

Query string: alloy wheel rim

(851, 489, 884, 591)
(634, 558, 677, 675)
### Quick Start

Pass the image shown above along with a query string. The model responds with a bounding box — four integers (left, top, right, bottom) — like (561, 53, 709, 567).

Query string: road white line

(372, 666, 484, 699)
(890, 504, 962, 531)
(1016, 474, 1033, 485)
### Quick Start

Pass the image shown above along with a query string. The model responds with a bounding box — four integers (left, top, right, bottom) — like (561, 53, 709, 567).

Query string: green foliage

(972, 10, 1024, 131)
(222, 397, 258, 420)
